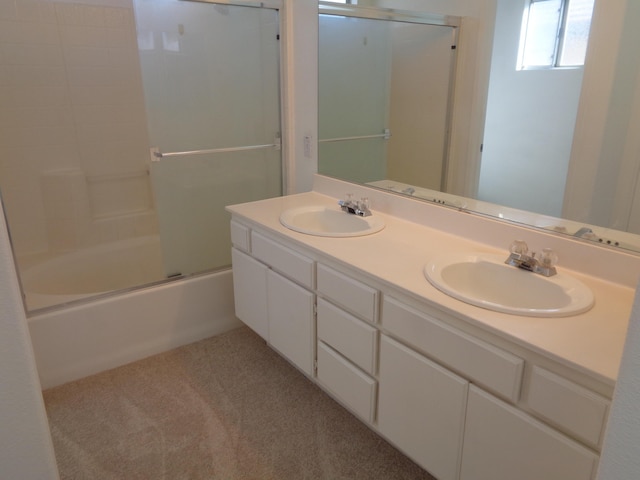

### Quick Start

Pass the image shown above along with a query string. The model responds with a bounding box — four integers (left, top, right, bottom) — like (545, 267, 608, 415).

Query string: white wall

(563, 0, 640, 232)
(478, 0, 583, 218)
(0, 200, 59, 479)
(597, 281, 640, 478)
(281, 0, 318, 194)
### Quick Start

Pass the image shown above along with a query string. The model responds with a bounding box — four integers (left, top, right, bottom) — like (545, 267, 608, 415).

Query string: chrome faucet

(505, 240, 557, 277)
(338, 194, 372, 217)
(573, 227, 595, 239)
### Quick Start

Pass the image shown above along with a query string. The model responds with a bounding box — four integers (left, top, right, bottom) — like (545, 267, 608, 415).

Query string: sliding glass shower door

(0, 0, 280, 312)
(135, 0, 282, 277)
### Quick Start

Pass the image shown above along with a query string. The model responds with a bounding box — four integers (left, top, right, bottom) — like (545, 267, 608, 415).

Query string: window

(518, 0, 595, 69)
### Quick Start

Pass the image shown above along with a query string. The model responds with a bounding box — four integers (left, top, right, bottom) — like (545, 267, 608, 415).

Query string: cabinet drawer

(251, 231, 314, 288)
(317, 298, 377, 375)
(382, 296, 524, 403)
(317, 263, 378, 322)
(527, 366, 609, 449)
(230, 220, 250, 252)
(317, 342, 377, 424)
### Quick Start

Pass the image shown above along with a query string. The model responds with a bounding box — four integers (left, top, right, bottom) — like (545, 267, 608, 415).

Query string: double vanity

(226, 178, 636, 480)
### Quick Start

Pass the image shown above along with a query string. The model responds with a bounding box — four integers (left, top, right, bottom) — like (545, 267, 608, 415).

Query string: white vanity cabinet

(230, 222, 315, 376)
(380, 294, 606, 480)
(229, 215, 612, 480)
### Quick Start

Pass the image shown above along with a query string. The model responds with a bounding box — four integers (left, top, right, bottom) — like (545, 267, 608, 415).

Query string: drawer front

(251, 231, 314, 288)
(382, 296, 524, 403)
(317, 342, 377, 424)
(317, 298, 377, 375)
(527, 366, 609, 449)
(317, 263, 378, 322)
(230, 220, 250, 252)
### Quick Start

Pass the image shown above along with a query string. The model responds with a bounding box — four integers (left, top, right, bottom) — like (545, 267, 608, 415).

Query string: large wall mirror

(318, 0, 640, 253)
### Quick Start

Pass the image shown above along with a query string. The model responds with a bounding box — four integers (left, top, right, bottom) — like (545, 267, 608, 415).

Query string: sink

(424, 253, 594, 317)
(280, 205, 385, 237)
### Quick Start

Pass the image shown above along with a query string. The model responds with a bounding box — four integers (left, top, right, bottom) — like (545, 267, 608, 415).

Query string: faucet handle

(509, 240, 529, 256)
(538, 248, 558, 268)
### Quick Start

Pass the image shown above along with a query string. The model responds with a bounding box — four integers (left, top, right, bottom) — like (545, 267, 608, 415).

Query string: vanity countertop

(227, 191, 636, 387)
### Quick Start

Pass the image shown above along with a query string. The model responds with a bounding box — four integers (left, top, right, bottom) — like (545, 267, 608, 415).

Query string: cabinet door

(231, 248, 268, 340)
(377, 335, 468, 480)
(267, 270, 314, 376)
(460, 386, 598, 480)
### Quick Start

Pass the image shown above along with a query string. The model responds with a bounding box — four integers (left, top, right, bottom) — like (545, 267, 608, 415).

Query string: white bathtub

(22, 236, 166, 311)
(24, 236, 241, 389)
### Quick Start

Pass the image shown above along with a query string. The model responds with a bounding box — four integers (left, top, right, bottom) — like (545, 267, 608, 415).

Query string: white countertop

(227, 191, 635, 387)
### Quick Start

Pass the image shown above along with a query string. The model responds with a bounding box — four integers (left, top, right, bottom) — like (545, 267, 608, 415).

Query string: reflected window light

(517, 0, 595, 70)
(137, 30, 155, 51)
(162, 31, 180, 52)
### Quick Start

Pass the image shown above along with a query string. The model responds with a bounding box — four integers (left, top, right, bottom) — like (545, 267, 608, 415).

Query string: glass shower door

(134, 0, 282, 277)
(318, 10, 457, 192)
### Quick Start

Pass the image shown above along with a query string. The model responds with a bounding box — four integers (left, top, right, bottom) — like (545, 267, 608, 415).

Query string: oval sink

(424, 253, 594, 317)
(280, 206, 385, 237)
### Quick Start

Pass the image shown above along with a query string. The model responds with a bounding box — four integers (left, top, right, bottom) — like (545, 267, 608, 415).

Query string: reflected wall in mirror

(318, 0, 640, 254)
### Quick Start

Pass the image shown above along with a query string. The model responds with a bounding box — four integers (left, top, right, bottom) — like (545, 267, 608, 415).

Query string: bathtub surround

(44, 326, 434, 480)
(0, 0, 156, 257)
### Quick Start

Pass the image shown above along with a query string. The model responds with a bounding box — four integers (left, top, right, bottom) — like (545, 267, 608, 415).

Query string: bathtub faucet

(338, 194, 372, 217)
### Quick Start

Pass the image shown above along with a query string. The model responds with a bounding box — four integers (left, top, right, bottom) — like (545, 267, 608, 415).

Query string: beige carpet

(44, 326, 435, 479)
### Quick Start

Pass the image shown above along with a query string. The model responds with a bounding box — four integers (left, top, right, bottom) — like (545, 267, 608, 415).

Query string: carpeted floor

(44, 326, 435, 479)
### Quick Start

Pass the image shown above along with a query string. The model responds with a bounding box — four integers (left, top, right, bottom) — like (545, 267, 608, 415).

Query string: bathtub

(25, 236, 242, 389)
(22, 236, 166, 311)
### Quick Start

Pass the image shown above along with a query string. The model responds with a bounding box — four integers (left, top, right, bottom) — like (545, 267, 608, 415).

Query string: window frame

(518, 0, 592, 70)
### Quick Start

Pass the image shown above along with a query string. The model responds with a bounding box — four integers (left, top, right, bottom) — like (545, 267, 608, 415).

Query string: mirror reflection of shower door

(134, 0, 282, 276)
(318, 12, 457, 191)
